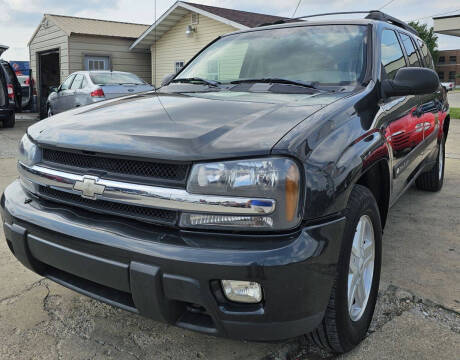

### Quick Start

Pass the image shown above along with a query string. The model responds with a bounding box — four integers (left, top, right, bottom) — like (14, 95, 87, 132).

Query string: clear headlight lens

(182, 157, 302, 231)
(18, 134, 41, 166)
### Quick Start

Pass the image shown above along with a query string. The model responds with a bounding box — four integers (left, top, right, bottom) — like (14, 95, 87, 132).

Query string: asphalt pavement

(0, 115, 458, 359)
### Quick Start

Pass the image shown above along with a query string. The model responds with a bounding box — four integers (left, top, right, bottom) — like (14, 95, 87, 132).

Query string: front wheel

(307, 185, 382, 353)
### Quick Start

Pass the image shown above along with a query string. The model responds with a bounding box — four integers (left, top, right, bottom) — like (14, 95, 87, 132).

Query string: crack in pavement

(0, 277, 47, 305)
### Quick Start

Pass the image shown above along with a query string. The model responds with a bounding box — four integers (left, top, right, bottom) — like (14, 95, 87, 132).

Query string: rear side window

(81, 77, 88, 89)
(399, 33, 421, 67)
(381, 29, 406, 79)
(3, 63, 16, 81)
(417, 39, 434, 69)
(0, 75, 5, 106)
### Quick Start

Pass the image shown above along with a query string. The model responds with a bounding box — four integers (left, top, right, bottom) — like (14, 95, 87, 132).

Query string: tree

(408, 21, 439, 63)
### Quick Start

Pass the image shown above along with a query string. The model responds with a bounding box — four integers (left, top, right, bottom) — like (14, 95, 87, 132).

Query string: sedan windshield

(90, 72, 145, 85)
(177, 25, 368, 86)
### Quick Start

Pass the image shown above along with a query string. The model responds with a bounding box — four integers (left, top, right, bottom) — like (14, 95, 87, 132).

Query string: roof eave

(129, 1, 248, 51)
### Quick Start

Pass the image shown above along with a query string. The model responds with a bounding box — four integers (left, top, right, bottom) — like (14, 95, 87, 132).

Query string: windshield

(90, 72, 145, 85)
(178, 25, 368, 86)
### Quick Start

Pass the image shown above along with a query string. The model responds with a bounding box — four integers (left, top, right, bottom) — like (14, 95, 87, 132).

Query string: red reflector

(7, 84, 14, 99)
(90, 88, 105, 97)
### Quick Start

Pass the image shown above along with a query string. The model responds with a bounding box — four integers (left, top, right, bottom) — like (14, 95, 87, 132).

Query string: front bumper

(1, 180, 345, 341)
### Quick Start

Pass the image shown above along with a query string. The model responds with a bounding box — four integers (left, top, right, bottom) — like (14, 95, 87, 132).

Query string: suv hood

(29, 91, 345, 161)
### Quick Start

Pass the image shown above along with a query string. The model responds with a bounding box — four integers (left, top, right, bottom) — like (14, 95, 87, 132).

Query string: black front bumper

(1, 180, 346, 341)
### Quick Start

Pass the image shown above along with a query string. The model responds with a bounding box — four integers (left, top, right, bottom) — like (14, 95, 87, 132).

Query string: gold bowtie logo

(73, 176, 105, 200)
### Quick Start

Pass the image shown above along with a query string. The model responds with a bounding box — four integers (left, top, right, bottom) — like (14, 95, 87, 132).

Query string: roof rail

(365, 11, 418, 35)
(289, 10, 418, 35)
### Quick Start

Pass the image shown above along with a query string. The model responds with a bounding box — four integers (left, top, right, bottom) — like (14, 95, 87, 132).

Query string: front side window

(178, 25, 368, 85)
(399, 33, 421, 67)
(60, 74, 76, 90)
(70, 74, 84, 89)
(381, 29, 406, 79)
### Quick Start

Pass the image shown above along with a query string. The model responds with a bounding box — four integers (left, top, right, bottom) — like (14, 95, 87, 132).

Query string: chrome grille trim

(18, 162, 276, 215)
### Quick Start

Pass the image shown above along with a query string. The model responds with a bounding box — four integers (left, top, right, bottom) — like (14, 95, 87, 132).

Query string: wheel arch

(355, 159, 391, 229)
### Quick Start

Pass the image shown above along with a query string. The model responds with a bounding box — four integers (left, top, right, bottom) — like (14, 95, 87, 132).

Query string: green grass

(450, 107, 460, 119)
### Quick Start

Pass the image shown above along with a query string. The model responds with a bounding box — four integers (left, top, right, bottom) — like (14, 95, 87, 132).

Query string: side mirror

(49, 86, 58, 93)
(382, 67, 439, 97)
(161, 73, 175, 87)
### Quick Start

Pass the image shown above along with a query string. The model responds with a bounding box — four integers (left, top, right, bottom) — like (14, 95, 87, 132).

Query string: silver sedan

(47, 71, 154, 117)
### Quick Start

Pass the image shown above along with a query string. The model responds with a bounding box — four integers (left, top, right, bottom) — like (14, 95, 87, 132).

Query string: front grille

(39, 186, 178, 226)
(42, 148, 189, 185)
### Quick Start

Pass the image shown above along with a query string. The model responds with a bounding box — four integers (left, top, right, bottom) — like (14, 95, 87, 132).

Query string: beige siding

(69, 35, 151, 83)
(29, 20, 69, 93)
(151, 12, 238, 85)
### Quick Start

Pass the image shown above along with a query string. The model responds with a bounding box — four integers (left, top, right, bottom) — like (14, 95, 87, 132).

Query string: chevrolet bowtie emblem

(73, 176, 105, 200)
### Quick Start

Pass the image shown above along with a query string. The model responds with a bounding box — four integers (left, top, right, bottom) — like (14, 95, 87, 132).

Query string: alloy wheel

(348, 215, 375, 322)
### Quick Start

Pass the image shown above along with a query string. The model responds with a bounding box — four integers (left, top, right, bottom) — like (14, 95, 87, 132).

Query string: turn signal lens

(285, 164, 300, 222)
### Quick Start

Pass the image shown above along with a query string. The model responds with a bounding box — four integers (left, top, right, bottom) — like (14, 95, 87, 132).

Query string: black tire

(2, 112, 15, 128)
(415, 138, 445, 192)
(306, 185, 382, 353)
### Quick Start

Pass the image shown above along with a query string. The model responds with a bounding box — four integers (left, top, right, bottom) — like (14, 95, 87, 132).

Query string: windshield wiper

(171, 77, 220, 87)
(230, 78, 322, 90)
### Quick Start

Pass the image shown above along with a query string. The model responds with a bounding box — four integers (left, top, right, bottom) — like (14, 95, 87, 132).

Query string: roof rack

(288, 10, 418, 35)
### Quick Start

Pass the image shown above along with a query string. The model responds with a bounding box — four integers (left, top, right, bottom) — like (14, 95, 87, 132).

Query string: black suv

(1, 11, 449, 353)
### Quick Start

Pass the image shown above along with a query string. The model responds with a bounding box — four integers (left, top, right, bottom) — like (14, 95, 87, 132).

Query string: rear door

(416, 38, 442, 157)
(69, 74, 84, 108)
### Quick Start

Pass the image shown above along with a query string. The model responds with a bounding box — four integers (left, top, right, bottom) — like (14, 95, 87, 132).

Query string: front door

(379, 29, 425, 202)
(53, 74, 75, 114)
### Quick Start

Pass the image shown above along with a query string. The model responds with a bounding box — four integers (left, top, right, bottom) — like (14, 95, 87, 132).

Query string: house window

(191, 13, 199, 25)
(438, 56, 445, 63)
(438, 72, 444, 81)
(449, 56, 457, 64)
(84, 56, 110, 71)
(449, 71, 456, 81)
(175, 61, 184, 73)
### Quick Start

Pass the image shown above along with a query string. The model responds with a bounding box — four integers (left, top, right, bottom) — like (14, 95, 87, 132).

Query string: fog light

(221, 280, 262, 303)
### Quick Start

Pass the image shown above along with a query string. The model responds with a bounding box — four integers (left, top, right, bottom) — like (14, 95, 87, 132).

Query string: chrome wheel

(348, 215, 375, 322)
(438, 142, 444, 180)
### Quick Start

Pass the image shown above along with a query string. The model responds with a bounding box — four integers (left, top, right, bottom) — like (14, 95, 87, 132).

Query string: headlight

(18, 134, 41, 166)
(181, 157, 302, 231)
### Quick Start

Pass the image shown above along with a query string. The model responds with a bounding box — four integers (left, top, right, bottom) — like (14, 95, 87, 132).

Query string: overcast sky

(0, 0, 459, 61)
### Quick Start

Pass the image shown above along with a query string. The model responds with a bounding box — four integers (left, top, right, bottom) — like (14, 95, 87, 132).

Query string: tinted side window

(381, 30, 406, 79)
(417, 39, 434, 69)
(399, 33, 421, 67)
(60, 75, 76, 90)
(0, 74, 6, 107)
(71, 74, 84, 89)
